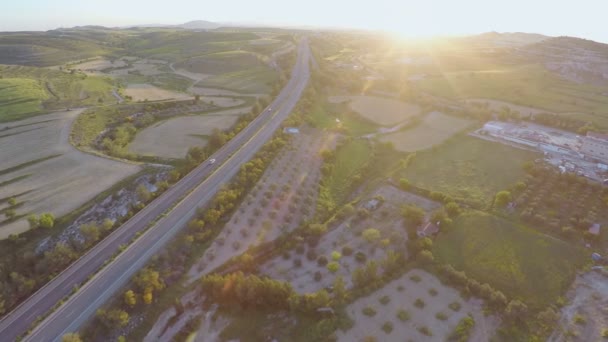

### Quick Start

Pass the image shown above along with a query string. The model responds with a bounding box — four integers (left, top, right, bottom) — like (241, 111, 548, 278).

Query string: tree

(0, 294, 5, 315)
(8, 197, 17, 206)
(4, 209, 16, 220)
(536, 307, 559, 333)
(494, 191, 512, 208)
(80, 223, 100, 246)
(505, 299, 528, 323)
(97, 309, 129, 328)
(142, 289, 153, 304)
(417, 237, 433, 251)
(39, 212, 55, 229)
(445, 202, 460, 217)
(417, 250, 434, 264)
(102, 218, 114, 231)
(333, 276, 347, 305)
(137, 184, 152, 202)
(399, 178, 410, 190)
(362, 228, 381, 243)
(61, 333, 82, 342)
(27, 214, 40, 229)
(327, 261, 339, 273)
(402, 204, 425, 227)
(124, 290, 137, 308)
(194, 94, 201, 102)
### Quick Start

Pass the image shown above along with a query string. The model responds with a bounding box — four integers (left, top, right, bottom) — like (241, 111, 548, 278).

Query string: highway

(0, 39, 310, 342)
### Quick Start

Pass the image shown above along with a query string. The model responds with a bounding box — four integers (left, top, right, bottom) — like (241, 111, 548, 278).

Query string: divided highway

(0, 39, 310, 342)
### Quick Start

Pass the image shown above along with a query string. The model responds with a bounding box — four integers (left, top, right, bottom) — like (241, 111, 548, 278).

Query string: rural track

(0, 39, 311, 342)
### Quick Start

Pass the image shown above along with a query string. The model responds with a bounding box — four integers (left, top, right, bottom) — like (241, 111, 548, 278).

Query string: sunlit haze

(1, 0, 607, 42)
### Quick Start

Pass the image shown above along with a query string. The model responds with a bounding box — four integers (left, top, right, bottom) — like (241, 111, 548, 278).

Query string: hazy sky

(1, 0, 606, 42)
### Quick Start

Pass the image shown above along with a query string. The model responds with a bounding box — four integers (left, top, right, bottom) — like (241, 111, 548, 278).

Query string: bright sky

(1, 0, 606, 42)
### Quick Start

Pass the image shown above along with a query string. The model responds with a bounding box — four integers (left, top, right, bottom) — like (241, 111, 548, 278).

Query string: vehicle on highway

(209, 158, 216, 164)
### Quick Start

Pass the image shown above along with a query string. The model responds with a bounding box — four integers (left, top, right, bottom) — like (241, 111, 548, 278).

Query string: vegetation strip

(0, 154, 62, 177)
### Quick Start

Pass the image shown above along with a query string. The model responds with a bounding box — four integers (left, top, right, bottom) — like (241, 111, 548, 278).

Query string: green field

(327, 139, 371, 205)
(0, 65, 115, 121)
(0, 78, 49, 121)
(307, 98, 378, 136)
(417, 64, 608, 119)
(402, 136, 539, 207)
(434, 211, 586, 309)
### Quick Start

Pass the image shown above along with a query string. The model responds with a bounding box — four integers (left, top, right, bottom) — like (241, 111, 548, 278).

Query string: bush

(331, 251, 342, 261)
(436, 312, 448, 321)
(314, 271, 322, 282)
(410, 274, 421, 283)
(295, 244, 306, 254)
(317, 256, 328, 267)
(414, 298, 425, 309)
(602, 328, 608, 338)
(362, 306, 377, 317)
(294, 259, 302, 267)
(573, 314, 586, 325)
(381, 321, 393, 334)
(428, 288, 438, 296)
(341, 245, 353, 256)
(327, 262, 339, 273)
(379, 295, 390, 305)
(306, 249, 317, 261)
(449, 301, 462, 312)
(418, 326, 433, 336)
(397, 309, 410, 322)
(282, 251, 290, 260)
(397, 285, 404, 292)
(354, 252, 367, 263)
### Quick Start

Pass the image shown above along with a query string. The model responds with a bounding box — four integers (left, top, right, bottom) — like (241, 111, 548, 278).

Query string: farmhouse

(581, 132, 608, 162)
(417, 221, 440, 237)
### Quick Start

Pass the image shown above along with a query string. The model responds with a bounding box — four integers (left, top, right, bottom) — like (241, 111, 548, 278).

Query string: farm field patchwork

(433, 211, 586, 309)
(337, 269, 498, 342)
(128, 109, 246, 159)
(0, 78, 49, 121)
(380, 111, 473, 152)
(402, 136, 539, 206)
(328, 95, 422, 126)
(0, 110, 140, 238)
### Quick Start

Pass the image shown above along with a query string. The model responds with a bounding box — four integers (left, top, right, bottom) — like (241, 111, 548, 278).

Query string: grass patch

(326, 139, 371, 205)
(434, 210, 586, 309)
(402, 136, 539, 206)
(0, 78, 48, 121)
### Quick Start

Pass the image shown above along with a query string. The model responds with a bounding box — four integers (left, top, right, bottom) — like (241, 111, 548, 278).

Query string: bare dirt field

(0, 110, 140, 238)
(260, 185, 440, 294)
(328, 95, 422, 126)
(336, 269, 500, 342)
(200, 96, 245, 108)
(71, 58, 127, 72)
(189, 87, 261, 98)
(463, 98, 548, 117)
(186, 129, 335, 283)
(380, 111, 473, 152)
(124, 84, 192, 102)
(129, 110, 244, 159)
(548, 270, 608, 342)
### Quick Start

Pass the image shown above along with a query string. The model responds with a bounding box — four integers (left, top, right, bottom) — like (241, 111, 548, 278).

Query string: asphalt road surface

(0, 39, 310, 342)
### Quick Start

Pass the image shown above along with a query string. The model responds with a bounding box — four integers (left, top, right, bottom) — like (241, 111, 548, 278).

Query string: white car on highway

(209, 158, 216, 164)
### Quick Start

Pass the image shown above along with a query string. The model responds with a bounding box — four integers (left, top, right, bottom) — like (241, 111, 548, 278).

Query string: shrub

(397, 285, 404, 292)
(354, 252, 367, 263)
(435, 312, 448, 321)
(341, 245, 353, 256)
(418, 326, 432, 336)
(449, 301, 462, 312)
(314, 271, 322, 282)
(317, 256, 328, 267)
(379, 295, 390, 305)
(240, 228, 248, 238)
(414, 298, 425, 309)
(331, 251, 342, 261)
(602, 328, 608, 338)
(410, 274, 421, 283)
(306, 250, 317, 261)
(232, 241, 241, 250)
(295, 244, 305, 254)
(327, 262, 339, 273)
(294, 259, 302, 267)
(381, 322, 393, 334)
(573, 314, 586, 325)
(397, 309, 410, 322)
(362, 306, 377, 317)
(282, 251, 290, 260)
(428, 288, 438, 296)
